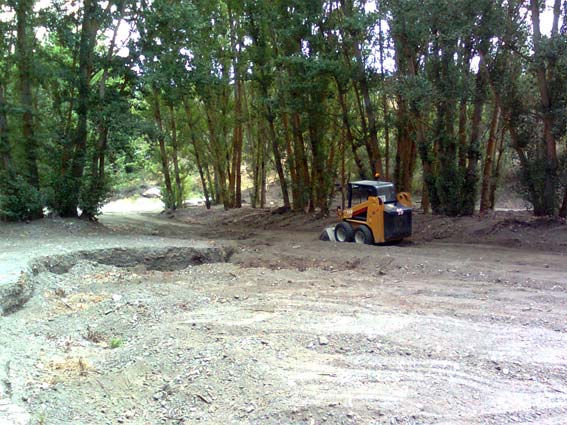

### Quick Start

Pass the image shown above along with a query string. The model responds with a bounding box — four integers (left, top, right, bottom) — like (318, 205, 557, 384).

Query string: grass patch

(109, 337, 124, 349)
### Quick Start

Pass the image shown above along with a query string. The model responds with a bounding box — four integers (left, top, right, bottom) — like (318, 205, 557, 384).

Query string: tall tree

(530, 0, 560, 215)
(59, 0, 100, 217)
(14, 0, 41, 217)
(151, 88, 175, 208)
(0, 83, 10, 172)
(246, 0, 291, 210)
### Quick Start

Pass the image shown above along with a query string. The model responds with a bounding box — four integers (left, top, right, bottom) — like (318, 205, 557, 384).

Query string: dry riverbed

(1, 207, 567, 424)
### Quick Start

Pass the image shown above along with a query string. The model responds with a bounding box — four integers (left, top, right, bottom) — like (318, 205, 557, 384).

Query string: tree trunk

(205, 106, 229, 209)
(183, 100, 211, 209)
(457, 39, 473, 174)
(421, 176, 431, 213)
(151, 88, 174, 208)
(531, 0, 558, 215)
(336, 79, 367, 181)
(267, 111, 290, 210)
(194, 143, 211, 209)
(340, 124, 346, 209)
(378, 20, 391, 180)
(260, 120, 267, 208)
(242, 83, 257, 207)
(509, 124, 541, 212)
(352, 82, 371, 176)
(351, 141, 366, 180)
(341, 0, 382, 176)
(291, 112, 310, 210)
(480, 102, 500, 212)
(551, 0, 561, 36)
(16, 0, 40, 193)
(228, 7, 243, 208)
(559, 187, 567, 218)
(457, 98, 468, 172)
(429, 36, 460, 216)
(462, 52, 487, 215)
(60, 0, 98, 217)
(395, 98, 417, 193)
(391, 24, 420, 193)
(95, 127, 109, 181)
(251, 123, 261, 208)
(281, 114, 297, 195)
(255, 56, 290, 210)
(383, 98, 391, 180)
(0, 82, 11, 171)
(489, 124, 506, 209)
(93, 5, 123, 183)
(231, 78, 243, 208)
(324, 123, 338, 215)
(205, 164, 215, 206)
(356, 58, 383, 177)
(168, 104, 183, 209)
(308, 116, 329, 214)
(335, 81, 356, 164)
(61, 53, 78, 175)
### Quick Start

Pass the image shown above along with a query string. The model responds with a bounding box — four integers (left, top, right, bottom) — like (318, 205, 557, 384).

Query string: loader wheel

(354, 225, 374, 245)
(334, 222, 354, 242)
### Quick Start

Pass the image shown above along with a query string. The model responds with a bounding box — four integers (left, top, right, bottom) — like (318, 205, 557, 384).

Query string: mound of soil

(412, 210, 567, 252)
(172, 206, 567, 253)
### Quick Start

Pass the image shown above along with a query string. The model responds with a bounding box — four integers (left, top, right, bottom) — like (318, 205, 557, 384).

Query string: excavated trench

(0, 245, 227, 424)
(0, 245, 234, 316)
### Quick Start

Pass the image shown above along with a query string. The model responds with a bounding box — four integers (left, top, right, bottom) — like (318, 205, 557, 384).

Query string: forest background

(0, 0, 566, 221)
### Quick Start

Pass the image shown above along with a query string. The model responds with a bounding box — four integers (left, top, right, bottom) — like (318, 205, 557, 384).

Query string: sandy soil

(1, 205, 567, 424)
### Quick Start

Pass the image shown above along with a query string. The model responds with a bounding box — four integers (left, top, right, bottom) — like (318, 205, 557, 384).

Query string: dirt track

(1, 208, 567, 424)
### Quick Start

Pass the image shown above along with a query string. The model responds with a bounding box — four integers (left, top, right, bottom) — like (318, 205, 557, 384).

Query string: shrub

(79, 175, 110, 219)
(44, 171, 110, 219)
(43, 171, 80, 217)
(161, 183, 176, 210)
(0, 172, 43, 221)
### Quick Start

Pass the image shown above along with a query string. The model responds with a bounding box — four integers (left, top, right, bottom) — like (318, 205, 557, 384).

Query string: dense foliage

(0, 0, 565, 220)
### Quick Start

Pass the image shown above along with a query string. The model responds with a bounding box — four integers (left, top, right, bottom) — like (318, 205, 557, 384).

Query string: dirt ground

(1, 205, 567, 424)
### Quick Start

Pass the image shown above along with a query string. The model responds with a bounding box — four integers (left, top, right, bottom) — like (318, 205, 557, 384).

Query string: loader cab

(348, 180, 396, 208)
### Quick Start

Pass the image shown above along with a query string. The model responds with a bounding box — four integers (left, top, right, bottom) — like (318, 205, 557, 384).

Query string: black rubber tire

(334, 222, 354, 242)
(354, 225, 374, 245)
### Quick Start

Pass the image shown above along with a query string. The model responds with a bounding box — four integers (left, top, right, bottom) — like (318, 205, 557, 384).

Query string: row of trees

(0, 0, 566, 221)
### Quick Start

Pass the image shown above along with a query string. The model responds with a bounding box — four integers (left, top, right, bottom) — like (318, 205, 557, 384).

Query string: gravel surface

(1, 208, 567, 424)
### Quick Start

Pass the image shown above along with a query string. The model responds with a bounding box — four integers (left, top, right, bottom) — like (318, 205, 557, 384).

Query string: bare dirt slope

(1, 207, 567, 424)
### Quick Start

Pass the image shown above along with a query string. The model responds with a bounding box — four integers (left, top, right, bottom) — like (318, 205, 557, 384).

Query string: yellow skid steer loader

(334, 179, 412, 244)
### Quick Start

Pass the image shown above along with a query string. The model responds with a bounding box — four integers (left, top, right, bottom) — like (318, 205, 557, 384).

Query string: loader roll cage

(348, 180, 397, 207)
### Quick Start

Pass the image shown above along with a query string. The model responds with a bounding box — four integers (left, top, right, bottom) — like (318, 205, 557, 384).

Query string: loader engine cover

(383, 204, 412, 240)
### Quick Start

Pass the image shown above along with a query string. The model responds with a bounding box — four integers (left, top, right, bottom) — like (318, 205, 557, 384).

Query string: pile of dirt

(100, 178, 567, 253)
(412, 210, 567, 252)
(173, 206, 567, 252)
